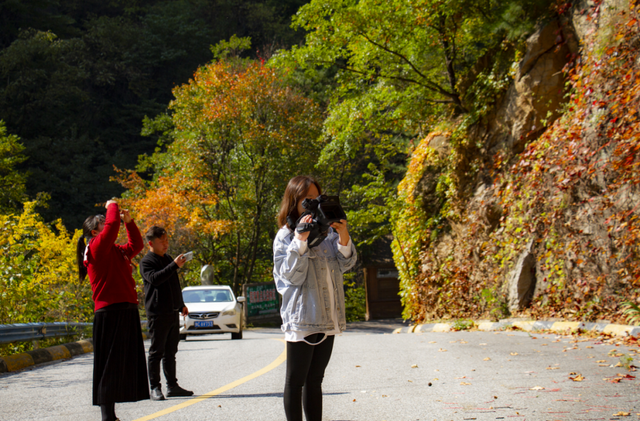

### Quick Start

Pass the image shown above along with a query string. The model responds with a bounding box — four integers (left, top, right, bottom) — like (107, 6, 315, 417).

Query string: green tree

(0, 0, 311, 228)
(120, 50, 325, 294)
(0, 121, 27, 213)
(274, 0, 552, 255)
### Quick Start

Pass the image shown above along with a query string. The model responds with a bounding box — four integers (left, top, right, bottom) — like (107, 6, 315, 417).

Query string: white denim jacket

(273, 226, 357, 333)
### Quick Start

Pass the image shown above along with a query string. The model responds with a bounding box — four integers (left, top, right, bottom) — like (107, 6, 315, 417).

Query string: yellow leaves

(397, 131, 449, 203)
(0, 202, 90, 324)
(569, 373, 585, 381)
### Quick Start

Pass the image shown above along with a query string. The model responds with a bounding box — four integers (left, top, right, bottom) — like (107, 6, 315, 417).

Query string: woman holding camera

(76, 200, 149, 421)
(273, 175, 357, 421)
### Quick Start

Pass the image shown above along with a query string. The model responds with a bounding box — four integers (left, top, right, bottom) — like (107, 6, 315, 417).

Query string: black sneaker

(166, 384, 194, 397)
(150, 387, 166, 401)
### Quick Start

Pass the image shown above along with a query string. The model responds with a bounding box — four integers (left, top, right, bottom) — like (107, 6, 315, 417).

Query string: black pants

(284, 334, 335, 421)
(147, 312, 181, 389)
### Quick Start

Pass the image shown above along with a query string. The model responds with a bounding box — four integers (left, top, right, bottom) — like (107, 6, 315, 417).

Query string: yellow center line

(133, 338, 286, 421)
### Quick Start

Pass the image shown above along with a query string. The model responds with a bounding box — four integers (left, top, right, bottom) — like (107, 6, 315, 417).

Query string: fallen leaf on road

(569, 374, 585, 381)
(353, 399, 356, 402)
(546, 366, 559, 370)
(479, 343, 487, 345)
(382, 395, 388, 397)
(616, 373, 636, 379)
(597, 360, 607, 363)
(460, 382, 471, 385)
(439, 348, 447, 352)
(433, 378, 439, 381)
(356, 365, 361, 367)
(429, 341, 437, 344)
(613, 411, 630, 416)
(411, 364, 418, 368)
(408, 380, 412, 382)
(461, 340, 468, 344)
(484, 357, 491, 361)
(542, 344, 548, 346)
(510, 352, 518, 356)
(455, 376, 466, 379)
(586, 346, 593, 349)
(530, 386, 545, 390)
(604, 377, 622, 383)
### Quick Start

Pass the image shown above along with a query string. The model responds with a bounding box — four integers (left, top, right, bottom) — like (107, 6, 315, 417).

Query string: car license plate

(195, 320, 213, 328)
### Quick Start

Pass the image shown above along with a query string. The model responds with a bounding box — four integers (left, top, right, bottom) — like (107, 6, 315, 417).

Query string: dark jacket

(139, 252, 185, 317)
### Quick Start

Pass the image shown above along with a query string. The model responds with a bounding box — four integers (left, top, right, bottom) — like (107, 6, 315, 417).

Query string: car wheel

(231, 330, 243, 340)
(179, 334, 187, 341)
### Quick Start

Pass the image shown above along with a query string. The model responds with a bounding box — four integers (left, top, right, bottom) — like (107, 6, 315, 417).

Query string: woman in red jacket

(76, 199, 149, 421)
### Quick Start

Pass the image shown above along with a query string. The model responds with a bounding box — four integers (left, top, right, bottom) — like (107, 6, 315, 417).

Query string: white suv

(179, 286, 245, 340)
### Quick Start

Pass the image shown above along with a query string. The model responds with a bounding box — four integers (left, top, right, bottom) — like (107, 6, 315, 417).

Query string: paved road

(1, 320, 639, 420)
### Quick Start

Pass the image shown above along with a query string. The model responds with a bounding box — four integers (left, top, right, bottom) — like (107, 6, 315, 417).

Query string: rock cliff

(396, 0, 640, 323)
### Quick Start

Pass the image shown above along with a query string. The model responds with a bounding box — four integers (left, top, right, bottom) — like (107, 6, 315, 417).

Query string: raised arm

(119, 209, 144, 259)
(273, 231, 310, 292)
(90, 202, 120, 257)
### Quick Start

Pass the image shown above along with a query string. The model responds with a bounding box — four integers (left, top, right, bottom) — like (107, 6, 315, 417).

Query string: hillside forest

(1, 0, 640, 332)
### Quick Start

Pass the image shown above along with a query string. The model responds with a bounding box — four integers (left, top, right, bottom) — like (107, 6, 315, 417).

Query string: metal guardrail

(0, 323, 92, 345)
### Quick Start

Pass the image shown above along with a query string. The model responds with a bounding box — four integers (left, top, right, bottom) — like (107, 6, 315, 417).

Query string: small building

(361, 237, 402, 320)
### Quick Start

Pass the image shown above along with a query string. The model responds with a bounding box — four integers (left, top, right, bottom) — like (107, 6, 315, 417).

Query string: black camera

(290, 195, 347, 248)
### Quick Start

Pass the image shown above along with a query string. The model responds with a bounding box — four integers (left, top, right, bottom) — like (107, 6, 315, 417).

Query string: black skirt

(93, 302, 150, 405)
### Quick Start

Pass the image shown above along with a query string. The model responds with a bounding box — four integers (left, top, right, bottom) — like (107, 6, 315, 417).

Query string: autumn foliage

(0, 202, 92, 325)
(395, 0, 640, 323)
(116, 58, 324, 291)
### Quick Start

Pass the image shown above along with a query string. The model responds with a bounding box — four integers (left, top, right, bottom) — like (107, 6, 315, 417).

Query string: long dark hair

(276, 175, 322, 229)
(76, 214, 105, 282)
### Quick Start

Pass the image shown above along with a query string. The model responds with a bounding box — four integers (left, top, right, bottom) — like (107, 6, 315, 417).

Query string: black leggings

(284, 334, 335, 421)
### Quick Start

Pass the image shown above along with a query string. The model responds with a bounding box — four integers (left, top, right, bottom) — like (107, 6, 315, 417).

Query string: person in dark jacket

(139, 226, 193, 401)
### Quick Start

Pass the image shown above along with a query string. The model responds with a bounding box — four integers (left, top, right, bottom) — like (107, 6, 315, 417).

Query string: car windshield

(183, 289, 233, 303)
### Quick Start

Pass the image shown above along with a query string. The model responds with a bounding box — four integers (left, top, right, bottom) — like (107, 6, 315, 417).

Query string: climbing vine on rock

(395, 0, 640, 323)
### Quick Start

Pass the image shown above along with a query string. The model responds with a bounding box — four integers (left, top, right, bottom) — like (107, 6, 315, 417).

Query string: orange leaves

(118, 57, 324, 286)
(569, 373, 585, 382)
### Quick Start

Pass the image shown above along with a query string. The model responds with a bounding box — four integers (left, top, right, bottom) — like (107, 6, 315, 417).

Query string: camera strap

(289, 211, 328, 249)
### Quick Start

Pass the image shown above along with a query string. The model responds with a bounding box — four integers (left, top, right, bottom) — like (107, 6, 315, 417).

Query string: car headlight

(221, 309, 236, 316)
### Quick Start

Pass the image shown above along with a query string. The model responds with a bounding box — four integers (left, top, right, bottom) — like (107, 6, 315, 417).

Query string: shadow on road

(345, 318, 409, 334)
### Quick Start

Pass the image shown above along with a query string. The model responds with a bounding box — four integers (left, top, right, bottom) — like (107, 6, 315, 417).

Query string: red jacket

(85, 203, 144, 311)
